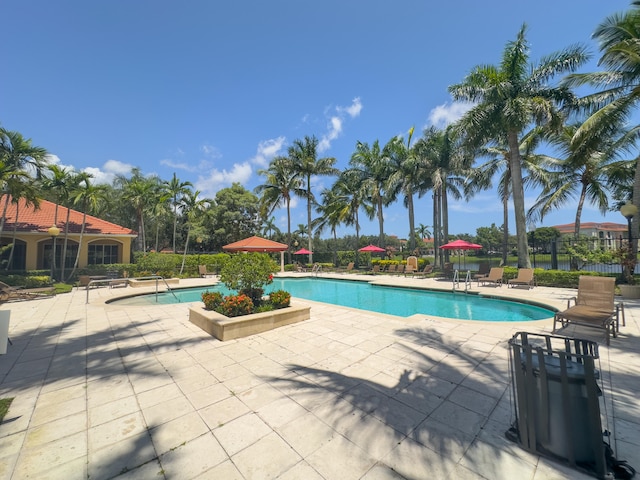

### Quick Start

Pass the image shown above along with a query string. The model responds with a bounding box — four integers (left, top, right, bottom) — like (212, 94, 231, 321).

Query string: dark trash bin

(507, 332, 610, 478)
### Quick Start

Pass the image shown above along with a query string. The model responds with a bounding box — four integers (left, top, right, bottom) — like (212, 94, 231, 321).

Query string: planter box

(619, 284, 640, 299)
(189, 302, 310, 341)
(128, 278, 180, 288)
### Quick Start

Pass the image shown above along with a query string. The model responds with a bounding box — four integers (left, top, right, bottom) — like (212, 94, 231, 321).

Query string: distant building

(0, 195, 137, 271)
(551, 222, 627, 250)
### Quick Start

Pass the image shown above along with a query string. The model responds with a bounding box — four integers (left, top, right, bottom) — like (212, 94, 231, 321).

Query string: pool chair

(411, 264, 433, 278)
(438, 262, 454, 279)
(370, 265, 381, 274)
(386, 264, 397, 274)
(403, 264, 415, 276)
(0, 281, 55, 302)
(553, 276, 622, 345)
(507, 268, 535, 289)
(473, 261, 491, 283)
(396, 264, 405, 274)
(198, 265, 215, 278)
(478, 267, 503, 287)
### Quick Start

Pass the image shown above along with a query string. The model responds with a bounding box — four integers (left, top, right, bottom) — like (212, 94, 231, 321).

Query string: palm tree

(4, 181, 40, 270)
(414, 223, 432, 255)
(179, 190, 211, 274)
(331, 168, 371, 267)
(288, 136, 338, 263)
(563, 2, 640, 247)
(255, 156, 301, 263)
(42, 165, 75, 277)
(449, 24, 588, 267)
(386, 127, 422, 252)
(315, 188, 349, 266)
(261, 216, 281, 239)
(349, 140, 393, 247)
(0, 128, 48, 240)
(115, 168, 158, 251)
(68, 174, 107, 280)
(165, 173, 193, 253)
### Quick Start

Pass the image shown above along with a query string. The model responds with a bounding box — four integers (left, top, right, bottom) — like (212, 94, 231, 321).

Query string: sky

(1, 0, 635, 239)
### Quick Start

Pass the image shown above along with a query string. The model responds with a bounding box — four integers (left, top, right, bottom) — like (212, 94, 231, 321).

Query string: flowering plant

(269, 289, 291, 309)
(216, 294, 254, 317)
(220, 252, 278, 305)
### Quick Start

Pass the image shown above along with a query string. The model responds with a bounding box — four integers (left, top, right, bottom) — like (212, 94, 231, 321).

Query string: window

(88, 244, 119, 265)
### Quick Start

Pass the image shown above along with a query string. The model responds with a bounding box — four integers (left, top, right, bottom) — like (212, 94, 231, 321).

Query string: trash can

(508, 332, 609, 478)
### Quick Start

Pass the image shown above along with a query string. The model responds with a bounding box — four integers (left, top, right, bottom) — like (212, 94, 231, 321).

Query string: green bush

(202, 291, 224, 311)
(269, 289, 291, 309)
(219, 253, 278, 305)
(216, 294, 254, 317)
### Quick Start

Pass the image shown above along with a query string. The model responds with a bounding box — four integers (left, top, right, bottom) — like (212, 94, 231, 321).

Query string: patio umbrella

(294, 248, 312, 255)
(358, 244, 385, 252)
(439, 240, 482, 269)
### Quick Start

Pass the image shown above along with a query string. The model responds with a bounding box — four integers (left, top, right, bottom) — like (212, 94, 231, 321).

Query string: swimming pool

(109, 278, 554, 321)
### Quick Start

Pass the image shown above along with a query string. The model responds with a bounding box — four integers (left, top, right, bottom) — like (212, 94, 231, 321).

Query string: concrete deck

(0, 273, 638, 479)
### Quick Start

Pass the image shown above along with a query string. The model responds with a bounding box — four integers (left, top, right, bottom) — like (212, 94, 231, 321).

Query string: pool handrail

(85, 275, 179, 304)
(452, 269, 472, 292)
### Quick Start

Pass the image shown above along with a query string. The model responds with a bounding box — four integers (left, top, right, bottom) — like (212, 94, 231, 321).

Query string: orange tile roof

(1, 195, 137, 236)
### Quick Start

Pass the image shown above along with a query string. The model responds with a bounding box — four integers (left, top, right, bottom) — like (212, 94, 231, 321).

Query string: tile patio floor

(0, 273, 638, 479)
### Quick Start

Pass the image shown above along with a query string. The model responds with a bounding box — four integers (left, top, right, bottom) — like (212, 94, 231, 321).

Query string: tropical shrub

(269, 289, 291, 309)
(219, 253, 278, 305)
(202, 291, 224, 311)
(216, 294, 254, 317)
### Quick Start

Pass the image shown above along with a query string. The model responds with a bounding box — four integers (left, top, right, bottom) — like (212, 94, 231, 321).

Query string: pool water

(110, 277, 554, 321)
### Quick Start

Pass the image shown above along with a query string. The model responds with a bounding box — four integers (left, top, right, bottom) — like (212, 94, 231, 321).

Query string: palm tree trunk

(306, 175, 313, 264)
(68, 208, 87, 280)
(508, 131, 531, 268)
(442, 184, 449, 262)
(61, 208, 71, 279)
(5, 202, 18, 270)
(286, 196, 292, 265)
(502, 175, 509, 266)
(377, 196, 385, 248)
(407, 190, 415, 252)
(570, 185, 588, 270)
(0, 194, 10, 242)
(433, 189, 440, 268)
(180, 226, 191, 275)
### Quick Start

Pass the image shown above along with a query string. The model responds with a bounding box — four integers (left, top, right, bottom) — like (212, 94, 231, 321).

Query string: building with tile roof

(551, 221, 628, 250)
(0, 195, 137, 272)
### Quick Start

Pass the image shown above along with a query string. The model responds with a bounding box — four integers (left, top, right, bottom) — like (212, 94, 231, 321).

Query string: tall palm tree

(330, 168, 371, 267)
(0, 128, 48, 240)
(449, 24, 588, 267)
(42, 165, 75, 277)
(563, 2, 640, 245)
(288, 136, 338, 263)
(315, 188, 349, 266)
(261, 216, 281, 239)
(179, 190, 211, 274)
(68, 174, 107, 280)
(386, 127, 422, 252)
(165, 173, 193, 253)
(115, 168, 158, 251)
(349, 140, 393, 248)
(255, 156, 301, 263)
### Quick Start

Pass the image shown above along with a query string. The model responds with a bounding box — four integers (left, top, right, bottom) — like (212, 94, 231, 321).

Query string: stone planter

(619, 284, 640, 299)
(189, 302, 310, 341)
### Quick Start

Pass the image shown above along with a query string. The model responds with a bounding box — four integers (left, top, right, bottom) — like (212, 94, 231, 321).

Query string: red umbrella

(439, 240, 482, 269)
(294, 248, 312, 255)
(359, 244, 386, 252)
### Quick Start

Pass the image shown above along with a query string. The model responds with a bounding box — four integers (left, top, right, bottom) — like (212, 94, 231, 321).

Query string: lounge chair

(340, 262, 354, 273)
(438, 262, 454, 279)
(198, 265, 215, 278)
(396, 264, 405, 274)
(478, 267, 504, 287)
(473, 261, 491, 283)
(386, 264, 397, 274)
(370, 265, 381, 274)
(0, 281, 55, 302)
(404, 265, 416, 276)
(411, 264, 434, 278)
(553, 276, 622, 345)
(508, 268, 535, 289)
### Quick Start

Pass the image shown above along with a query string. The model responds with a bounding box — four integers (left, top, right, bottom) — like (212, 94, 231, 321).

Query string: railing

(312, 263, 322, 276)
(85, 275, 179, 304)
(452, 269, 472, 292)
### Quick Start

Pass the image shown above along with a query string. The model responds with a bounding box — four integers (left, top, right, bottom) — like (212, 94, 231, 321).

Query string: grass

(0, 398, 13, 421)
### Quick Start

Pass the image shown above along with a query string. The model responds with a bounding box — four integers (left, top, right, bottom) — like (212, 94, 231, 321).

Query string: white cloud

(250, 136, 286, 167)
(318, 97, 363, 153)
(428, 102, 474, 128)
(83, 159, 134, 184)
(200, 143, 222, 159)
(195, 162, 253, 198)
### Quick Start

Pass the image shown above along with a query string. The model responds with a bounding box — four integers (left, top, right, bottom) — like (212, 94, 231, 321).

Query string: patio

(0, 274, 638, 479)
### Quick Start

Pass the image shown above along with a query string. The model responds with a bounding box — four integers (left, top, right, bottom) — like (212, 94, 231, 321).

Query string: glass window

(88, 244, 119, 265)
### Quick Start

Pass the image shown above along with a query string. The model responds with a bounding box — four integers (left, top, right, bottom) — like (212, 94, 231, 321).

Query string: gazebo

(222, 236, 288, 272)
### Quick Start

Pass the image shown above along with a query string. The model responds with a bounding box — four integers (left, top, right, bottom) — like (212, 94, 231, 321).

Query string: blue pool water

(110, 278, 554, 321)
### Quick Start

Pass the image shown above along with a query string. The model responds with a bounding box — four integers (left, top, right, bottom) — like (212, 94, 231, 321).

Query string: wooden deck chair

(0, 281, 54, 302)
(553, 276, 621, 345)
(508, 268, 535, 289)
(478, 267, 504, 287)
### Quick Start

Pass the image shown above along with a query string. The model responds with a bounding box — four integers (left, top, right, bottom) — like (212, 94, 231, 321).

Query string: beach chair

(473, 261, 491, 283)
(404, 265, 416, 276)
(478, 267, 503, 287)
(0, 281, 55, 302)
(508, 268, 535, 289)
(386, 264, 397, 274)
(396, 264, 405, 274)
(198, 265, 215, 278)
(370, 265, 381, 274)
(553, 276, 622, 345)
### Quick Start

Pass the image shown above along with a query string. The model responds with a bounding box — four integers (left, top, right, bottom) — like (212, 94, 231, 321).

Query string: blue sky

(1, 0, 634, 239)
